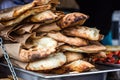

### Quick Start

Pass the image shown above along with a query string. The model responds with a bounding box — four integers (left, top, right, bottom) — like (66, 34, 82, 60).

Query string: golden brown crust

(61, 44, 106, 53)
(63, 26, 103, 41)
(48, 32, 88, 46)
(47, 60, 95, 74)
(0, 0, 59, 22)
(64, 60, 95, 72)
(57, 12, 89, 28)
(64, 52, 83, 63)
(1, 4, 52, 27)
(19, 37, 57, 62)
(13, 2, 36, 17)
(29, 10, 64, 23)
(0, 3, 35, 22)
(26, 52, 66, 71)
(19, 48, 49, 62)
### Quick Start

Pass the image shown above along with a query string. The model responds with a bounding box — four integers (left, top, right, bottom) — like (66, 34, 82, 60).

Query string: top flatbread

(0, 0, 60, 22)
(0, 2, 35, 21)
(57, 12, 89, 28)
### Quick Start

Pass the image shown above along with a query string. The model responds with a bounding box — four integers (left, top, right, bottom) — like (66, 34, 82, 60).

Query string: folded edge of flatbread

(1, 4, 52, 27)
(63, 26, 104, 41)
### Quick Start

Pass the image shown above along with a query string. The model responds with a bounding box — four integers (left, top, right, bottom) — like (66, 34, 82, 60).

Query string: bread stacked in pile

(0, 0, 106, 74)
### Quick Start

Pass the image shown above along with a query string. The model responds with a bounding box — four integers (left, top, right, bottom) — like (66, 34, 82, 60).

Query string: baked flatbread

(29, 10, 64, 23)
(63, 26, 103, 41)
(26, 52, 66, 71)
(47, 59, 94, 74)
(61, 44, 106, 53)
(19, 37, 57, 62)
(64, 60, 95, 72)
(48, 32, 88, 46)
(1, 4, 52, 27)
(57, 12, 88, 28)
(0, 0, 59, 22)
(0, 37, 57, 62)
(0, 2, 35, 21)
(64, 52, 83, 63)
(11, 52, 66, 71)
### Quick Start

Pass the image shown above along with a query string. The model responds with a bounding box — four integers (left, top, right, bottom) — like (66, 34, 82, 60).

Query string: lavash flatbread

(64, 60, 95, 72)
(29, 10, 64, 23)
(26, 52, 66, 71)
(64, 52, 83, 63)
(19, 37, 57, 62)
(0, 0, 59, 22)
(48, 32, 88, 46)
(57, 12, 89, 28)
(0, 2, 35, 21)
(63, 26, 103, 41)
(1, 4, 52, 27)
(61, 44, 106, 53)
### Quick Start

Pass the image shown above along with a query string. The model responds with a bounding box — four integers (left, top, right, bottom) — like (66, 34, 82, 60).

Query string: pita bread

(1, 4, 52, 27)
(11, 52, 66, 71)
(30, 10, 57, 22)
(47, 59, 94, 74)
(26, 52, 66, 71)
(64, 60, 95, 72)
(0, 0, 59, 22)
(61, 44, 106, 53)
(0, 2, 35, 22)
(19, 37, 57, 62)
(29, 10, 64, 23)
(0, 37, 57, 62)
(57, 12, 89, 28)
(63, 26, 104, 41)
(64, 52, 83, 63)
(48, 32, 88, 46)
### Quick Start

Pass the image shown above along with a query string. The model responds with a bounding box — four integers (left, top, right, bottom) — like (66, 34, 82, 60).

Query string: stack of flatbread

(0, 0, 106, 74)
